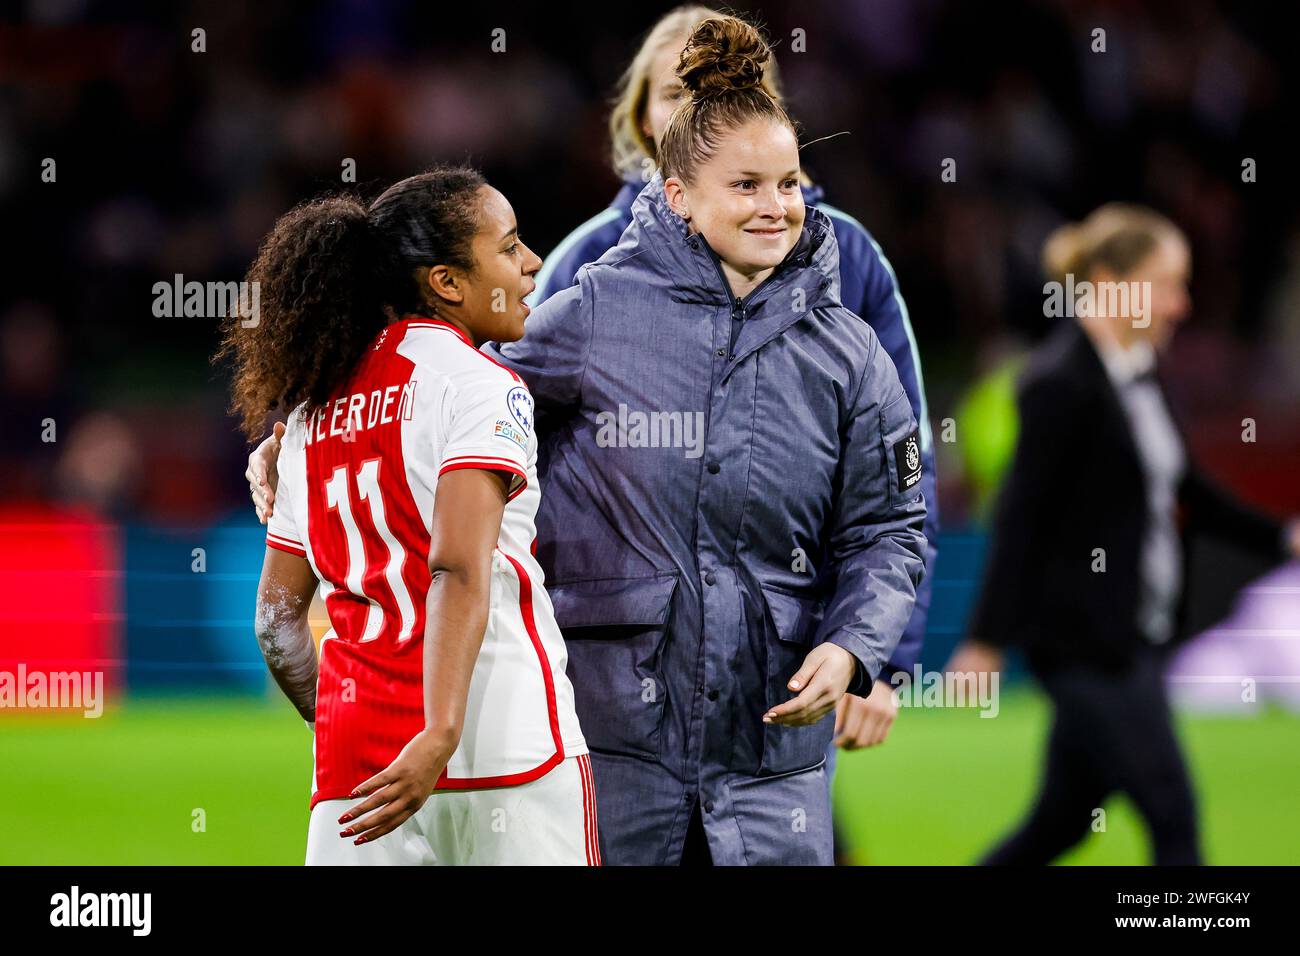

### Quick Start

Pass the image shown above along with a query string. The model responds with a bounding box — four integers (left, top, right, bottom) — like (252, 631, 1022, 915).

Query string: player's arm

(338, 466, 510, 846)
(254, 545, 319, 724)
(855, 229, 939, 689)
(421, 467, 510, 740)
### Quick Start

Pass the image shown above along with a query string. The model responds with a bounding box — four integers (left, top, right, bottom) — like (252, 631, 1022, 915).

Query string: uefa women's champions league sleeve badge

(893, 428, 923, 494)
(493, 386, 536, 451)
(506, 386, 534, 434)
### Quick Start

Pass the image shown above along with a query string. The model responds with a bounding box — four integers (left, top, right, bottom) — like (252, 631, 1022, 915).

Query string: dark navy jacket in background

(486, 174, 927, 864)
(529, 172, 937, 682)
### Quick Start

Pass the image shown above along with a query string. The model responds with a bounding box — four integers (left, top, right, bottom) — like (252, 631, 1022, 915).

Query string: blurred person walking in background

(949, 204, 1300, 865)
(530, 3, 939, 862)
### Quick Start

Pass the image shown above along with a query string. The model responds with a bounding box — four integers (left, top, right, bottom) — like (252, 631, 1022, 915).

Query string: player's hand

(336, 729, 456, 845)
(946, 640, 1004, 677)
(764, 643, 857, 727)
(833, 679, 898, 750)
(247, 422, 285, 524)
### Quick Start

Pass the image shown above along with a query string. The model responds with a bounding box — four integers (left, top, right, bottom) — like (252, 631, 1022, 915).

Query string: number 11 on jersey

(323, 459, 418, 643)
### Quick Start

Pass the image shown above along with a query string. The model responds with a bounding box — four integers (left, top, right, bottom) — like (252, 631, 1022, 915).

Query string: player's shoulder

(533, 207, 628, 304)
(280, 404, 310, 451)
(397, 320, 526, 400)
(549, 208, 626, 273)
(814, 201, 891, 274)
(1018, 323, 1093, 407)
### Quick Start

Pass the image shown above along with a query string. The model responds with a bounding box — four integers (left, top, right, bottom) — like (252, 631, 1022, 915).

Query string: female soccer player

(950, 204, 1300, 864)
(220, 167, 597, 865)
(531, 5, 938, 766)
(251, 14, 927, 866)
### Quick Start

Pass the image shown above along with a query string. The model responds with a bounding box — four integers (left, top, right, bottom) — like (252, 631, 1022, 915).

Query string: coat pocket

(759, 584, 833, 776)
(550, 574, 679, 760)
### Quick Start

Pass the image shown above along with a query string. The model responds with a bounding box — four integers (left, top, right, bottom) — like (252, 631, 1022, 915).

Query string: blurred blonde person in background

(950, 204, 1300, 865)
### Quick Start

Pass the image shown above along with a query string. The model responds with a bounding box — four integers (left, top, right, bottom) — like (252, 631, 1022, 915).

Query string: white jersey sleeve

(436, 374, 535, 502)
(266, 416, 307, 558)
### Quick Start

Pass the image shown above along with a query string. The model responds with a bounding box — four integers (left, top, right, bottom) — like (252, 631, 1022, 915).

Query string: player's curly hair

(658, 14, 798, 184)
(216, 165, 486, 440)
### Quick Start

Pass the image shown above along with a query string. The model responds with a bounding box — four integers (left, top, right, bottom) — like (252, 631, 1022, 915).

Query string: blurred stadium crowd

(2, 0, 1297, 529)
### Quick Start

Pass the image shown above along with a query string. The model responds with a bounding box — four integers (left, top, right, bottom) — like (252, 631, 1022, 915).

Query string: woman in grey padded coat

(485, 16, 927, 865)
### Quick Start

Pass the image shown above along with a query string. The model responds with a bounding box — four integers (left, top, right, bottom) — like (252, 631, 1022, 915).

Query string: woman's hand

(336, 728, 457, 845)
(246, 422, 285, 524)
(764, 643, 858, 727)
(833, 679, 899, 750)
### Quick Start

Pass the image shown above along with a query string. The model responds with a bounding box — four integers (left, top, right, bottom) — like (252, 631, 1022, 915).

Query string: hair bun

(1041, 221, 1085, 281)
(677, 16, 770, 99)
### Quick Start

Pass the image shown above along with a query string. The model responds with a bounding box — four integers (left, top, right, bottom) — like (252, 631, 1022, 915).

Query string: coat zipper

(700, 245, 785, 360)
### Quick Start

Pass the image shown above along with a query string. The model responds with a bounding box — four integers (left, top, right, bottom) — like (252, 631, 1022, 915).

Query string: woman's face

(1101, 232, 1191, 352)
(1139, 233, 1192, 352)
(641, 37, 689, 150)
(446, 186, 541, 345)
(665, 119, 805, 288)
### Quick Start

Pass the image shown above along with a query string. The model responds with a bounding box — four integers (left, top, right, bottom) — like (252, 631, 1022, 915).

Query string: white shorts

(305, 753, 601, 866)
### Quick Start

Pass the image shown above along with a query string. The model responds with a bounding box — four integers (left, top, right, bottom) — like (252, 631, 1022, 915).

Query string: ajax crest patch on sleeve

(893, 428, 923, 494)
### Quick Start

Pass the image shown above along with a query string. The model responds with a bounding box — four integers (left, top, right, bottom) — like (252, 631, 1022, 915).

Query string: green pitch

(1, 688, 1296, 864)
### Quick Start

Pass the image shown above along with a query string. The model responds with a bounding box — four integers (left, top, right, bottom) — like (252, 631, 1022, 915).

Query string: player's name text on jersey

(304, 381, 418, 445)
(0, 664, 103, 717)
(50, 886, 151, 936)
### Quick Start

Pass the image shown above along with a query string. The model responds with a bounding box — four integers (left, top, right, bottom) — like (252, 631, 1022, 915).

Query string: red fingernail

(338, 813, 351, 824)
(340, 828, 353, 838)
(354, 836, 366, 845)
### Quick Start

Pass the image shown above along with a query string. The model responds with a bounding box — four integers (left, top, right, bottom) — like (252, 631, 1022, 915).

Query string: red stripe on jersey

(305, 323, 432, 808)
(440, 454, 524, 468)
(402, 317, 472, 346)
(404, 317, 523, 382)
(438, 458, 528, 502)
(266, 535, 306, 557)
(433, 548, 564, 791)
(583, 755, 602, 865)
(578, 754, 591, 865)
(579, 754, 599, 866)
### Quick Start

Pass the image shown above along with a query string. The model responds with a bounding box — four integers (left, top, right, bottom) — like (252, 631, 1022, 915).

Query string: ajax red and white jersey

(266, 317, 586, 808)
